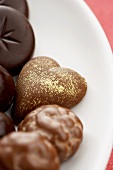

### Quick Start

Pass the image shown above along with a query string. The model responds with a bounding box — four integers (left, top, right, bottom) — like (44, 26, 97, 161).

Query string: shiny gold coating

(12, 56, 87, 124)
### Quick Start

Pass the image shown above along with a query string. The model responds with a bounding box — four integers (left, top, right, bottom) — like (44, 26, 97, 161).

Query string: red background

(85, 0, 113, 169)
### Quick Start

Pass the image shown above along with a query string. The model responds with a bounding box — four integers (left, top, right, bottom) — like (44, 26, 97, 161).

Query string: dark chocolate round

(0, 0, 29, 17)
(0, 112, 15, 138)
(0, 6, 35, 75)
(0, 65, 15, 112)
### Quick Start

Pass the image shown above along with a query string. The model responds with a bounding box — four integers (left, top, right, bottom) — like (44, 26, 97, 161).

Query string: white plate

(27, 0, 113, 169)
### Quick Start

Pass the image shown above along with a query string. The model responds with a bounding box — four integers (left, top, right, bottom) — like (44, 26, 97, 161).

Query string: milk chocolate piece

(0, 65, 15, 112)
(12, 56, 87, 124)
(0, 6, 35, 75)
(0, 132, 60, 170)
(0, 112, 15, 138)
(19, 105, 83, 161)
(12, 56, 60, 124)
(0, 0, 29, 17)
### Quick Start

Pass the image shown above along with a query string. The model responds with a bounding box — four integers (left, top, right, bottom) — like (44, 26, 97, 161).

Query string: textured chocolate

(12, 56, 87, 124)
(0, 6, 35, 75)
(0, 65, 15, 112)
(0, 132, 60, 170)
(0, 112, 15, 138)
(19, 105, 83, 161)
(0, 0, 29, 17)
(12, 56, 60, 124)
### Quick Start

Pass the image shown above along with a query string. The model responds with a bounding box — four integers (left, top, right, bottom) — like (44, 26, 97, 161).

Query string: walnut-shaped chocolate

(19, 105, 83, 161)
(0, 132, 60, 170)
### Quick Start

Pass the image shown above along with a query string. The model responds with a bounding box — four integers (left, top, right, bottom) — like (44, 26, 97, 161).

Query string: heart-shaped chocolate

(12, 56, 87, 125)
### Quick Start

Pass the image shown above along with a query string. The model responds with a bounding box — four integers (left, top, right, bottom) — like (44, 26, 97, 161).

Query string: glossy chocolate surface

(0, 0, 29, 17)
(19, 105, 83, 161)
(0, 132, 60, 170)
(0, 112, 15, 138)
(0, 6, 35, 75)
(0, 65, 15, 111)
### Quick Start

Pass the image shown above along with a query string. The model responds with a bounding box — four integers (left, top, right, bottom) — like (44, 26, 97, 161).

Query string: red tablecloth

(85, 0, 113, 169)
(85, 0, 113, 51)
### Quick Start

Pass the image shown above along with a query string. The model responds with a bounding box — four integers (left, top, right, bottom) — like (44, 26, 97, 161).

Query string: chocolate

(0, 0, 29, 17)
(12, 56, 87, 124)
(19, 105, 83, 161)
(12, 56, 60, 124)
(0, 112, 15, 138)
(0, 65, 15, 112)
(0, 6, 35, 75)
(0, 132, 60, 170)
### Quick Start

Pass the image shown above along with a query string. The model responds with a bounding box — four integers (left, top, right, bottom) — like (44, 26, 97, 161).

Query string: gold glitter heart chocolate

(12, 56, 87, 124)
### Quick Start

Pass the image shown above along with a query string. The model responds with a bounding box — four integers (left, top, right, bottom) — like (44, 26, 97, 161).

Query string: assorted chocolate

(0, 112, 15, 138)
(0, 0, 29, 17)
(0, 6, 35, 75)
(0, 65, 15, 112)
(0, 132, 60, 170)
(12, 56, 87, 124)
(19, 105, 83, 162)
(0, 1, 88, 169)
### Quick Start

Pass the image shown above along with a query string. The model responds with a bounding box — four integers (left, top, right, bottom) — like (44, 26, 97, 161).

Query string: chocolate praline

(0, 0, 29, 17)
(0, 6, 35, 75)
(19, 105, 83, 162)
(0, 112, 15, 138)
(11, 56, 87, 125)
(0, 132, 60, 170)
(0, 65, 15, 112)
(12, 56, 60, 124)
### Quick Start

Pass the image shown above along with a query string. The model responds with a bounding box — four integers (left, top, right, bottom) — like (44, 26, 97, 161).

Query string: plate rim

(28, 0, 113, 169)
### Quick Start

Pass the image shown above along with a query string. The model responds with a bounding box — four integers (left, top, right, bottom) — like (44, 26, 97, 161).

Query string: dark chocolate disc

(0, 112, 15, 138)
(0, 65, 15, 111)
(0, 6, 35, 75)
(0, 0, 29, 17)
